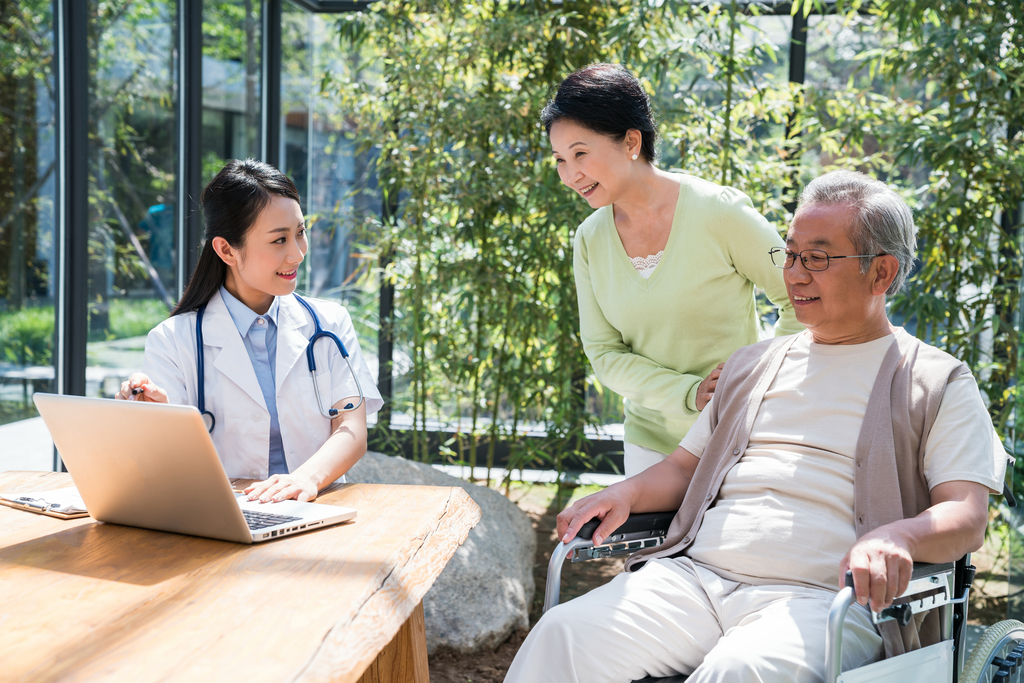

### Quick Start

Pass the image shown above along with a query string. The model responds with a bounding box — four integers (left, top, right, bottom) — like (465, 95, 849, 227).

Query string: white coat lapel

(202, 290, 268, 410)
(277, 294, 315, 393)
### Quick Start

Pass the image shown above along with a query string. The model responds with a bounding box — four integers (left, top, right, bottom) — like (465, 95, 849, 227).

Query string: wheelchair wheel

(961, 619, 1024, 682)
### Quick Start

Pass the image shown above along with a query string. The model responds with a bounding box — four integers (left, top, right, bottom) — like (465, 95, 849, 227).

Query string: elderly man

(504, 170, 1008, 683)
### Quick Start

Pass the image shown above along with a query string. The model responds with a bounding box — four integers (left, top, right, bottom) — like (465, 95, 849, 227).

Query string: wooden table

(0, 471, 481, 683)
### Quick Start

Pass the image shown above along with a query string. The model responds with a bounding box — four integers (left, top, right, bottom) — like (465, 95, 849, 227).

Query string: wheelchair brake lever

(876, 603, 914, 627)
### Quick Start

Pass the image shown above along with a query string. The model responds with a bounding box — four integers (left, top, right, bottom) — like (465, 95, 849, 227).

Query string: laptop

(32, 393, 356, 544)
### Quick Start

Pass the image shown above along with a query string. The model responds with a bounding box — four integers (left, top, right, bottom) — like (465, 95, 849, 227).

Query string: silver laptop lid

(33, 394, 254, 543)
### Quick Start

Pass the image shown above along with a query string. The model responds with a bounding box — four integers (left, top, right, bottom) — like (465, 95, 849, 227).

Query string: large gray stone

(347, 451, 535, 653)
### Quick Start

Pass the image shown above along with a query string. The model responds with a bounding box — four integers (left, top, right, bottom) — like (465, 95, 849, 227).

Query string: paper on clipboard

(0, 486, 88, 518)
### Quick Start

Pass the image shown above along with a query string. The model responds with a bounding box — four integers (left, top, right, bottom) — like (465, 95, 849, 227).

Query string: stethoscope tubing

(195, 306, 216, 433)
(293, 294, 365, 418)
(195, 293, 364, 433)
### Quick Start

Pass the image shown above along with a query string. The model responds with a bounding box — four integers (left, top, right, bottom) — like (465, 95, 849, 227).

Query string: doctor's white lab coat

(142, 290, 383, 479)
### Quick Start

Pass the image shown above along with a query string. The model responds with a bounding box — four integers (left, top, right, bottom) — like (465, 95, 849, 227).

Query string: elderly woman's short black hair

(541, 63, 658, 163)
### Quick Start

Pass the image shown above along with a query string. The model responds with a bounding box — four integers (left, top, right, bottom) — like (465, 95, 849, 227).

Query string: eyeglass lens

(772, 249, 830, 271)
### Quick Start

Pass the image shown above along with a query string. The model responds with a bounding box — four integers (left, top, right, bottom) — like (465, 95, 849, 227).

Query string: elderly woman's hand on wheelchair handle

(556, 485, 635, 548)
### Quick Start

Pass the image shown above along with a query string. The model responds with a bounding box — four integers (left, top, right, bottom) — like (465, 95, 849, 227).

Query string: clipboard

(0, 487, 90, 519)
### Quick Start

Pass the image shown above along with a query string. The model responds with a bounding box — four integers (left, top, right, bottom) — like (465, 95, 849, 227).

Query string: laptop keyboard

(242, 509, 302, 530)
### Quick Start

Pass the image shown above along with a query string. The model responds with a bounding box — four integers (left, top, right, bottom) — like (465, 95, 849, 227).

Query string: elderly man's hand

(556, 485, 634, 548)
(839, 526, 913, 613)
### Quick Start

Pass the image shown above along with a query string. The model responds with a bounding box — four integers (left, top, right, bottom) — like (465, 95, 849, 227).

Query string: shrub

(107, 298, 169, 339)
(0, 306, 54, 367)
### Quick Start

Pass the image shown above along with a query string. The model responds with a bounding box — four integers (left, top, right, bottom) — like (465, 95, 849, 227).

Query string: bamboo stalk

(720, 0, 738, 187)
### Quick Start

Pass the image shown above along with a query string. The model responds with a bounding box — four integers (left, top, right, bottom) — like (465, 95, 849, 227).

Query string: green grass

(107, 298, 170, 339)
(0, 299, 171, 367)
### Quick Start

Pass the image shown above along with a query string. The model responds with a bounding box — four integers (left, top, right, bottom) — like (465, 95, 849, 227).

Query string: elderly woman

(545, 64, 801, 476)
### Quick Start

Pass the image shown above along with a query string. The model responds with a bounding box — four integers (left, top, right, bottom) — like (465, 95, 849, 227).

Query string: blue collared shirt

(219, 286, 289, 475)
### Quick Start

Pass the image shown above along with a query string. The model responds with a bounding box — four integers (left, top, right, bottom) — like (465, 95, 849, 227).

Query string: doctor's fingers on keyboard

(247, 475, 317, 504)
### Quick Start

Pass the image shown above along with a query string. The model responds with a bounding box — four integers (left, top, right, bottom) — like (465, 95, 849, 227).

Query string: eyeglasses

(768, 247, 886, 272)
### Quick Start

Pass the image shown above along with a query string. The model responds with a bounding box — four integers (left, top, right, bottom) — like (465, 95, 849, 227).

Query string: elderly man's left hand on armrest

(839, 480, 990, 613)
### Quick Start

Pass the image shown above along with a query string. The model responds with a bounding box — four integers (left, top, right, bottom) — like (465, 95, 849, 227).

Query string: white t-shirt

(679, 330, 1007, 591)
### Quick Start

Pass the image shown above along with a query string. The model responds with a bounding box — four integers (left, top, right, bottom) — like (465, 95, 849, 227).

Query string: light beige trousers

(505, 557, 882, 683)
(623, 443, 668, 478)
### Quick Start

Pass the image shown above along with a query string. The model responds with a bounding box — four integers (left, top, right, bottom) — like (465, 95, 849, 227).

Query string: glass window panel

(201, 0, 262, 185)
(305, 14, 381, 417)
(86, 0, 179, 402)
(309, 14, 384, 292)
(803, 13, 887, 178)
(744, 14, 792, 81)
(0, 2, 59, 470)
(806, 14, 881, 91)
(281, 1, 311, 206)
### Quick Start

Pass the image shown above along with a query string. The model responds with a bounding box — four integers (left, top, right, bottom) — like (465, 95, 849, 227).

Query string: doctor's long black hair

(172, 159, 301, 316)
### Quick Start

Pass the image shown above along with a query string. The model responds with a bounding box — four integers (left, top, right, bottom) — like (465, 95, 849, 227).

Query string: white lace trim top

(630, 250, 664, 279)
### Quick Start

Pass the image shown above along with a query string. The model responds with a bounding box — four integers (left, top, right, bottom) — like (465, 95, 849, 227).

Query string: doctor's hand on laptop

(115, 373, 169, 403)
(245, 473, 320, 504)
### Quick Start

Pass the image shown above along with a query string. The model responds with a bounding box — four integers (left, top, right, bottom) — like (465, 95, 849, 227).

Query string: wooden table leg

(356, 601, 430, 683)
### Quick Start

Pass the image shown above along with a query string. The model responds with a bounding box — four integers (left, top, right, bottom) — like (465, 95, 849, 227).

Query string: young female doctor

(115, 159, 382, 504)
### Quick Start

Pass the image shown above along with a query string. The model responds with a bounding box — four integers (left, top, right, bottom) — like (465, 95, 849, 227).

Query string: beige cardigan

(623, 329, 972, 657)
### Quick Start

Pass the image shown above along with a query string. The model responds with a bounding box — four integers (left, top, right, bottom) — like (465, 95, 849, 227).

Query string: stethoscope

(195, 294, 364, 433)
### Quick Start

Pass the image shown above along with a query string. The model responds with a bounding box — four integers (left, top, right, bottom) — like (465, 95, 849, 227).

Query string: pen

(15, 497, 47, 510)
(131, 387, 144, 398)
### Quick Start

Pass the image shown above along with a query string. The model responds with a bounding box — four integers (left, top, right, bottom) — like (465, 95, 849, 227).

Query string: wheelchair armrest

(576, 511, 676, 541)
(842, 562, 957, 590)
(911, 561, 956, 581)
(828, 558, 968, 682)
(840, 562, 959, 626)
(543, 511, 676, 614)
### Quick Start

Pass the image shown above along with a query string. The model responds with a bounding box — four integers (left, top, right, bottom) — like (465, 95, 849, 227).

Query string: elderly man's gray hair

(796, 170, 917, 296)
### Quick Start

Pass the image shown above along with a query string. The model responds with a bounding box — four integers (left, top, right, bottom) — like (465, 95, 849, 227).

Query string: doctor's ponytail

(172, 159, 301, 316)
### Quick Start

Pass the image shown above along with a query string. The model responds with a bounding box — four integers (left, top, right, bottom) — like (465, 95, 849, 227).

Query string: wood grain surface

(355, 602, 429, 683)
(0, 471, 481, 683)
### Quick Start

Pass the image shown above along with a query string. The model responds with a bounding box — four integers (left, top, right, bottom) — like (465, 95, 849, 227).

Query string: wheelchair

(544, 511, 1024, 683)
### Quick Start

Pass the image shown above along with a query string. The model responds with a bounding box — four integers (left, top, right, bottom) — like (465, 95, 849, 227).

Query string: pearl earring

(631, 154, 638, 161)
